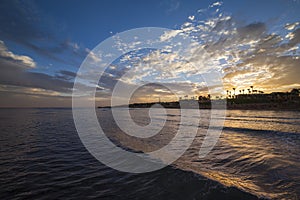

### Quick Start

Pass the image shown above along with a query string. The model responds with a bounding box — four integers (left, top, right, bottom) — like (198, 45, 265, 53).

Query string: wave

(128, 165, 262, 200)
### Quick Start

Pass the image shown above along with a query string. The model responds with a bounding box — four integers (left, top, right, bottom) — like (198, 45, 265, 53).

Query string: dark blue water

(1, 108, 300, 199)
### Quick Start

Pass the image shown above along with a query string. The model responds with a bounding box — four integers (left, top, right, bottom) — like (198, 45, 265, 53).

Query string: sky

(0, 0, 300, 107)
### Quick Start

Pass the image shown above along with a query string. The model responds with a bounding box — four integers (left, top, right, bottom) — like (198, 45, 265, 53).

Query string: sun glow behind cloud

(89, 2, 300, 105)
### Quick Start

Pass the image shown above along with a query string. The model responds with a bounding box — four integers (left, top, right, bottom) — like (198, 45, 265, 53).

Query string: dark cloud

(55, 70, 77, 81)
(256, 56, 300, 88)
(0, 0, 46, 41)
(289, 27, 300, 46)
(0, 0, 88, 65)
(0, 42, 75, 92)
(0, 40, 76, 93)
(212, 17, 235, 33)
(204, 22, 268, 57)
(237, 22, 266, 40)
(204, 18, 300, 92)
(0, 58, 73, 93)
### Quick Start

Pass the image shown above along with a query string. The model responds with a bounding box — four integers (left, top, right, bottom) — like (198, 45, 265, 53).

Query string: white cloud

(70, 42, 79, 50)
(160, 30, 182, 42)
(0, 84, 66, 97)
(209, 1, 223, 8)
(286, 32, 295, 40)
(285, 22, 299, 31)
(93, 4, 300, 99)
(0, 40, 36, 68)
(188, 15, 195, 21)
(85, 48, 102, 63)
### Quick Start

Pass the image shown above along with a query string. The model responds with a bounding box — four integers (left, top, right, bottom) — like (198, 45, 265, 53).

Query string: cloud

(0, 0, 45, 42)
(92, 6, 300, 101)
(110, 9, 300, 95)
(237, 22, 266, 41)
(209, 1, 223, 8)
(2, 1, 300, 106)
(288, 28, 300, 46)
(0, 85, 72, 107)
(0, 0, 88, 65)
(0, 62, 73, 93)
(285, 22, 300, 30)
(0, 40, 36, 68)
(160, 30, 182, 41)
(0, 41, 74, 94)
(0, 84, 62, 97)
(219, 23, 300, 92)
(55, 70, 77, 81)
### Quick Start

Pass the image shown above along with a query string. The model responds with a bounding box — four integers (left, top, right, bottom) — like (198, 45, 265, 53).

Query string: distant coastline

(98, 100, 300, 111)
(98, 88, 300, 111)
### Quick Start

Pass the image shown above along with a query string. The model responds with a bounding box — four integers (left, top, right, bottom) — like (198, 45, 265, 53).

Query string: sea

(1, 108, 300, 200)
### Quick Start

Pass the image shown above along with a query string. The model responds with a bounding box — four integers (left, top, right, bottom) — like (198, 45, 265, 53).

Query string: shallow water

(0, 108, 299, 199)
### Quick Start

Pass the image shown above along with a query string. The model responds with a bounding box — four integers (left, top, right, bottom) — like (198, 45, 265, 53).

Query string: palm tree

(248, 88, 251, 94)
(226, 90, 229, 98)
(239, 90, 241, 94)
(291, 88, 300, 95)
(250, 86, 254, 94)
(242, 89, 245, 94)
(233, 88, 236, 97)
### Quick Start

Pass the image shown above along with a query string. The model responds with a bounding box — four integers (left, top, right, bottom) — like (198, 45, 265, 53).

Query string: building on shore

(234, 88, 300, 102)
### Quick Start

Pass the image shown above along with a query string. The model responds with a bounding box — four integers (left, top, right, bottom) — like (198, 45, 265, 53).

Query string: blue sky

(0, 0, 300, 107)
